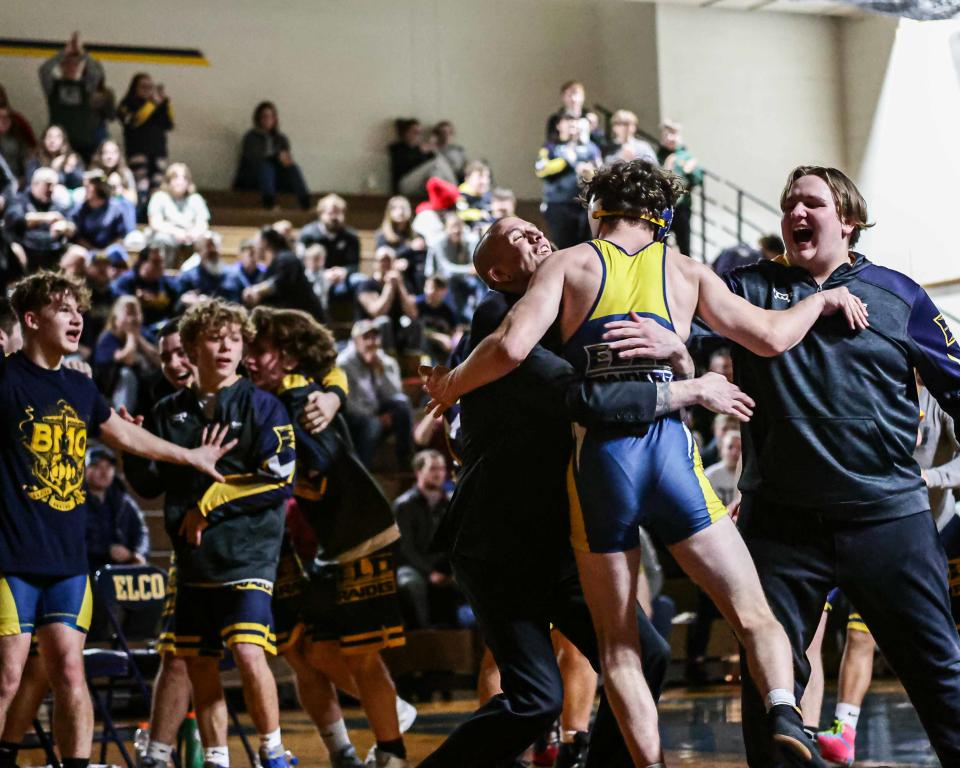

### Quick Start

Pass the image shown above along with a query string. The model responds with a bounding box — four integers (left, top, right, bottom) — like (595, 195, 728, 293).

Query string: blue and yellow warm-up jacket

(152, 377, 296, 584)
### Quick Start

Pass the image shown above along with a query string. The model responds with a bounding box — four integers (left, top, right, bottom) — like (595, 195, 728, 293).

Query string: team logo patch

(934, 314, 957, 348)
(19, 401, 88, 511)
(773, 289, 790, 302)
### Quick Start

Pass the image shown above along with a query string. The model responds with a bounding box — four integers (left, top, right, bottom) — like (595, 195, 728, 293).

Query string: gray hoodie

(917, 386, 960, 528)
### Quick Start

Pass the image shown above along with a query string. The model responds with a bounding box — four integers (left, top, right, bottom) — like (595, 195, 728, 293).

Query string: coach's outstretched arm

(425, 252, 567, 408)
(691, 259, 868, 357)
(99, 413, 235, 482)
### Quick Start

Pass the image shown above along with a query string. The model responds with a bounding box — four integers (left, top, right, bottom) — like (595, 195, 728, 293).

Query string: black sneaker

(769, 704, 828, 766)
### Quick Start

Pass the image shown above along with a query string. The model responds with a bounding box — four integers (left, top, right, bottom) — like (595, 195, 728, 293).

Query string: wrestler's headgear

(588, 195, 673, 243)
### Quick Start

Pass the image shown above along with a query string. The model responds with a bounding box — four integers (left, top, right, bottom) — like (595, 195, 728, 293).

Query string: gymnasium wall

(0, 0, 661, 200)
(655, 4, 847, 210)
(840, 16, 960, 286)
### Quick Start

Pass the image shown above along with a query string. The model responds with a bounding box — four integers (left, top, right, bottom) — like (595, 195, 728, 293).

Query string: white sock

(319, 719, 352, 754)
(835, 702, 861, 730)
(765, 688, 797, 711)
(560, 729, 578, 744)
(204, 746, 229, 768)
(145, 741, 174, 764)
(259, 728, 283, 755)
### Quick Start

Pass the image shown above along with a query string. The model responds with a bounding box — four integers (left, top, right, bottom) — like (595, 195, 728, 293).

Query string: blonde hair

(780, 166, 873, 246)
(379, 195, 412, 244)
(106, 295, 143, 334)
(317, 193, 346, 214)
(160, 162, 197, 197)
(612, 109, 638, 127)
(178, 299, 255, 357)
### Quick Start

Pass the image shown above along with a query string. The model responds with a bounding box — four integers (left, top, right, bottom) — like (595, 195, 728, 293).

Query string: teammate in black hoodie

(709, 167, 960, 767)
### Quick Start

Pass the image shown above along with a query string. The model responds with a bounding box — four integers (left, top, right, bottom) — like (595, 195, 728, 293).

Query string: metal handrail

(593, 103, 780, 261)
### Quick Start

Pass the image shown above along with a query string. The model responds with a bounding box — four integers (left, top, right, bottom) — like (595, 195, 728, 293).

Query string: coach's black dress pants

(738, 498, 960, 767)
(419, 552, 671, 768)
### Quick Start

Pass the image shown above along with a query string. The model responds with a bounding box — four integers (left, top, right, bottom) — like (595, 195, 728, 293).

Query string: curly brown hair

(250, 307, 337, 382)
(10, 270, 91, 318)
(579, 159, 686, 227)
(178, 299, 255, 356)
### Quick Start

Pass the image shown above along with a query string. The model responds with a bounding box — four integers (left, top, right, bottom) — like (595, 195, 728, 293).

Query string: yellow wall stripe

(0, 45, 208, 67)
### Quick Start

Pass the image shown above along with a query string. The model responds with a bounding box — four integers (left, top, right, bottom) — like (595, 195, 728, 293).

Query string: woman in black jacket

(117, 72, 174, 211)
(234, 101, 310, 210)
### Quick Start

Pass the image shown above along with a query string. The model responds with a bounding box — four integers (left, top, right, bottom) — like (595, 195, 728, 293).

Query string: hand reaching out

(187, 424, 237, 482)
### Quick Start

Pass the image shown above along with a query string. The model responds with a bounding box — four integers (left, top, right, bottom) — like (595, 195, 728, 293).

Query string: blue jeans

(258, 160, 310, 209)
(344, 396, 414, 470)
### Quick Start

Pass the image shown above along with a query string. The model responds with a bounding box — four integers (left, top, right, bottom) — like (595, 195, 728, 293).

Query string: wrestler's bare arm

(686, 257, 868, 357)
(438, 250, 569, 403)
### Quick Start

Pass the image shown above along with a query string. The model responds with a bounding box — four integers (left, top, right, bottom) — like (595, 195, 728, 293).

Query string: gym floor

(19, 680, 937, 767)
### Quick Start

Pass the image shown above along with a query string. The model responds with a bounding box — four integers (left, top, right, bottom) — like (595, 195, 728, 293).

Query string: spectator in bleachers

(78, 248, 117, 352)
(110, 232, 141, 279)
(337, 318, 414, 470)
(177, 231, 233, 307)
(708, 345, 734, 382)
(89, 139, 138, 229)
(536, 113, 600, 249)
(221, 237, 265, 303)
(94, 294, 161, 411)
(457, 160, 493, 228)
(25, 124, 84, 197)
(58, 244, 88, 281)
(416, 275, 459, 365)
(604, 109, 658, 166)
(298, 193, 361, 305)
(70, 170, 131, 250)
(394, 449, 458, 628)
(4, 167, 76, 272)
(489, 187, 517, 221)
(84, 445, 149, 574)
(545, 80, 593, 144)
(699, 412, 740, 471)
(376, 195, 427, 292)
(117, 72, 174, 204)
(411, 176, 461, 250)
(301, 243, 329, 314)
(147, 162, 210, 266)
(389, 118, 458, 198)
(0, 106, 29, 181)
(759, 233, 786, 261)
(0, 84, 36, 150)
(242, 226, 324, 319)
(234, 101, 311, 210)
(425, 213, 484, 322)
(0, 297, 22, 354)
(711, 242, 759, 276)
(112, 239, 180, 327)
(686, 429, 742, 685)
(432, 120, 467, 181)
(38, 32, 105, 161)
(356, 245, 419, 354)
(704, 429, 742, 507)
(658, 118, 702, 256)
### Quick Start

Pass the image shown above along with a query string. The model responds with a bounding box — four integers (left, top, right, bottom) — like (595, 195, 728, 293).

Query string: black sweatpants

(419, 552, 671, 767)
(738, 499, 960, 767)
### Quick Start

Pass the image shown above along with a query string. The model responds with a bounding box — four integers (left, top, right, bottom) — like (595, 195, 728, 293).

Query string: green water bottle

(177, 711, 204, 768)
